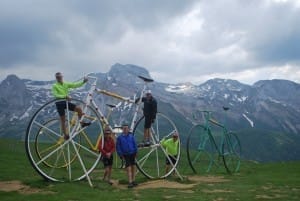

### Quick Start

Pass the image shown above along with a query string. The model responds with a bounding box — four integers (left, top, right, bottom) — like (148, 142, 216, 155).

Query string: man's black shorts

(144, 115, 152, 129)
(166, 155, 177, 165)
(102, 155, 113, 167)
(123, 154, 136, 167)
(55, 101, 76, 116)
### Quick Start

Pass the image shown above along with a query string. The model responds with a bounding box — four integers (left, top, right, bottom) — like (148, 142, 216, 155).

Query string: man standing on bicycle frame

(52, 72, 89, 140)
(142, 90, 157, 146)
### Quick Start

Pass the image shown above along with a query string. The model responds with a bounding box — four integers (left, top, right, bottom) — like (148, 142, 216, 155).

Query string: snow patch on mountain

(20, 105, 33, 120)
(243, 114, 254, 127)
(165, 84, 194, 93)
(224, 94, 230, 99)
(10, 114, 19, 122)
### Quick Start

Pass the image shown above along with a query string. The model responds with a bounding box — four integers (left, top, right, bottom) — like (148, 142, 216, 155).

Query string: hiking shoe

(80, 122, 91, 128)
(144, 141, 151, 147)
(138, 141, 151, 148)
(132, 181, 138, 186)
(64, 134, 70, 140)
(128, 183, 134, 188)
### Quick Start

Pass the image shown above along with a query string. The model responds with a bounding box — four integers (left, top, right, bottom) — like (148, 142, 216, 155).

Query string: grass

(0, 138, 299, 201)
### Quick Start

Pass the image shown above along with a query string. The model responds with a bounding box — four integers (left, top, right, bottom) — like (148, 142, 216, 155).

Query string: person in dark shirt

(141, 90, 157, 146)
(116, 124, 138, 188)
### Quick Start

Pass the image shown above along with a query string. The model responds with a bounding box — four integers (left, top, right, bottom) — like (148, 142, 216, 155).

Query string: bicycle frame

(202, 111, 228, 155)
(83, 75, 148, 131)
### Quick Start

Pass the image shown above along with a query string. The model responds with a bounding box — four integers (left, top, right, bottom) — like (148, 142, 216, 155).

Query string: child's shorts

(166, 155, 177, 165)
(102, 155, 113, 167)
(124, 154, 136, 167)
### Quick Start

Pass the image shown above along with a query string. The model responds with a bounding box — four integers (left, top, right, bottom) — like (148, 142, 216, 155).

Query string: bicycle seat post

(130, 75, 153, 131)
(222, 106, 230, 129)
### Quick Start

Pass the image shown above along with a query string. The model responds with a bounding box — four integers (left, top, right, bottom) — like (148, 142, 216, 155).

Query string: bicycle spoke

(137, 147, 156, 167)
(36, 141, 68, 166)
(33, 120, 61, 138)
(73, 141, 99, 157)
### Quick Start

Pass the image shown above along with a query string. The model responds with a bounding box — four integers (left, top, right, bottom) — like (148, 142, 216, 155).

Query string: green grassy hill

(0, 139, 299, 201)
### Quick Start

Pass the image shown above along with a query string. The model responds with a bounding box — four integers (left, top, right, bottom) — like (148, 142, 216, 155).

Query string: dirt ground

(110, 175, 230, 190)
(0, 175, 230, 193)
(0, 180, 53, 195)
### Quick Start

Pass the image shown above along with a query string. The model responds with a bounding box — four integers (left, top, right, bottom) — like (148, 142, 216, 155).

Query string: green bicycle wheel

(222, 132, 241, 174)
(186, 124, 215, 174)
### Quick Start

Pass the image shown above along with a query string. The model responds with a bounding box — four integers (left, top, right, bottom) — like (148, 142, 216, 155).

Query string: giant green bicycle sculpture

(186, 108, 241, 174)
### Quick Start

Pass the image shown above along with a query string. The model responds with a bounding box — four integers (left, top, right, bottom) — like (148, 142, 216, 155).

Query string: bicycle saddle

(138, 75, 154, 83)
(106, 104, 117, 108)
(223, 106, 230, 111)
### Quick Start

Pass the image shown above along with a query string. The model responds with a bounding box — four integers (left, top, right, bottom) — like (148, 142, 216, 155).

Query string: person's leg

(130, 155, 138, 186)
(107, 156, 113, 184)
(56, 101, 68, 139)
(107, 166, 112, 181)
(166, 156, 171, 174)
(144, 128, 149, 141)
(127, 166, 133, 184)
(60, 115, 69, 139)
(171, 156, 177, 176)
(74, 106, 83, 119)
(103, 166, 108, 181)
(143, 116, 151, 143)
(131, 165, 136, 183)
(124, 155, 133, 188)
(73, 105, 91, 127)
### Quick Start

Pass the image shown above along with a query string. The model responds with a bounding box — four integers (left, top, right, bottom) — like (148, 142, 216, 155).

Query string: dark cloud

(0, 0, 299, 84)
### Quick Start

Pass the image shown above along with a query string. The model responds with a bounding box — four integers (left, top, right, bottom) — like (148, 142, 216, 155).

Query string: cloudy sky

(0, 0, 300, 84)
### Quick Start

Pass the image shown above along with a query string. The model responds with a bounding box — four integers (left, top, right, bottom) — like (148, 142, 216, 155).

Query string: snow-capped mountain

(1, 63, 300, 162)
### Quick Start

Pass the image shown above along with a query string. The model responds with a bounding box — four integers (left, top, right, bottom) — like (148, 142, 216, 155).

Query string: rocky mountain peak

(253, 79, 300, 104)
(0, 74, 31, 110)
(109, 63, 151, 78)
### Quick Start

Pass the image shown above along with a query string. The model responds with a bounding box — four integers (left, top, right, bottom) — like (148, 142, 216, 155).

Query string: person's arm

(152, 99, 157, 118)
(175, 140, 179, 155)
(116, 137, 123, 157)
(111, 138, 116, 153)
(52, 84, 67, 99)
(66, 81, 85, 89)
(98, 139, 107, 155)
(133, 135, 138, 154)
(160, 138, 167, 148)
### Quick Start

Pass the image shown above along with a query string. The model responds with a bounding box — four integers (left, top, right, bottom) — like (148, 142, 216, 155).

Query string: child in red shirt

(98, 128, 115, 184)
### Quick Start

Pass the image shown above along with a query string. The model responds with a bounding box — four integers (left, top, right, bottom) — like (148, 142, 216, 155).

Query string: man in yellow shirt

(161, 132, 179, 175)
(52, 72, 88, 140)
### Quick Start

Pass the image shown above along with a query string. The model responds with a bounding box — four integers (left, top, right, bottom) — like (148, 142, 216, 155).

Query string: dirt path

(111, 175, 230, 190)
(0, 180, 54, 195)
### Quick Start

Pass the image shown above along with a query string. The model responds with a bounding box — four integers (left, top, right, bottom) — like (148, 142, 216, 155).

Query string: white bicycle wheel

(133, 112, 180, 179)
(25, 99, 103, 182)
